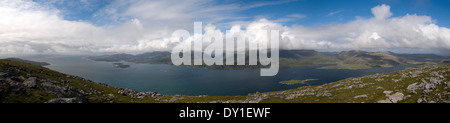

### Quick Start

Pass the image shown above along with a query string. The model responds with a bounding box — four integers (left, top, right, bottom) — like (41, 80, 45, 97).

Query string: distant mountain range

(88, 50, 446, 69)
(88, 51, 172, 64)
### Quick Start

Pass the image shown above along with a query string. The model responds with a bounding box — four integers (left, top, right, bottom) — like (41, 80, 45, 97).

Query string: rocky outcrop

(407, 83, 419, 94)
(38, 81, 87, 103)
(45, 98, 84, 103)
(0, 60, 166, 103)
(389, 92, 405, 103)
(7, 79, 26, 93)
(118, 88, 162, 98)
(23, 77, 37, 88)
(377, 91, 405, 103)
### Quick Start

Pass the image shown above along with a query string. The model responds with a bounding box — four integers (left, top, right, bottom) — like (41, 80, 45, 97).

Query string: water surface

(20, 55, 415, 96)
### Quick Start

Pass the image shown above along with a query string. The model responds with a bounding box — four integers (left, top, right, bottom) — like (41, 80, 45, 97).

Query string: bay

(21, 55, 416, 96)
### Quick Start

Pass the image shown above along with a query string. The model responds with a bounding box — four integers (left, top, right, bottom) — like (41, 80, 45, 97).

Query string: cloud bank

(0, 0, 449, 54)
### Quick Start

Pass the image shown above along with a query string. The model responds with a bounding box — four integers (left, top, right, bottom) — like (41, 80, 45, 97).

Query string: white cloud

(0, 1, 449, 55)
(0, 0, 108, 52)
(328, 10, 344, 16)
(372, 4, 392, 20)
(280, 4, 450, 51)
(286, 14, 307, 19)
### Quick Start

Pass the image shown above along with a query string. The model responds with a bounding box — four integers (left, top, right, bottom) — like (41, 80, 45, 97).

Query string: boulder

(40, 82, 67, 98)
(23, 77, 37, 88)
(429, 78, 441, 85)
(447, 82, 450, 88)
(66, 87, 87, 101)
(388, 92, 404, 103)
(383, 91, 392, 95)
(18, 76, 25, 81)
(354, 94, 368, 98)
(407, 83, 419, 94)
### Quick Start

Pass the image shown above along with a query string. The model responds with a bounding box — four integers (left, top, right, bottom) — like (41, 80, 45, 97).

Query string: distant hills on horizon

(88, 50, 447, 69)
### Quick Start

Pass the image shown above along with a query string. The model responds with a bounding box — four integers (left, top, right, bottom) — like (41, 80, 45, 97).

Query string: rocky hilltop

(0, 59, 448, 103)
(0, 59, 162, 103)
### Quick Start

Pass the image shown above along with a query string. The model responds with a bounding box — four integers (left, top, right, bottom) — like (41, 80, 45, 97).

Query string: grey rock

(8, 79, 25, 93)
(18, 76, 25, 81)
(40, 82, 67, 98)
(66, 87, 86, 101)
(383, 91, 393, 95)
(316, 91, 332, 97)
(343, 85, 355, 89)
(424, 82, 435, 91)
(169, 97, 179, 103)
(7, 77, 21, 83)
(107, 94, 116, 98)
(0, 72, 6, 77)
(354, 94, 368, 98)
(118, 88, 161, 98)
(210, 100, 222, 103)
(417, 98, 425, 103)
(377, 99, 392, 103)
(375, 78, 384, 82)
(407, 83, 419, 94)
(46, 79, 60, 84)
(388, 92, 404, 103)
(45, 98, 84, 103)
(23, 77, 37, 88)
(429, 78, 441, 85)
(305, 92, 315, 96)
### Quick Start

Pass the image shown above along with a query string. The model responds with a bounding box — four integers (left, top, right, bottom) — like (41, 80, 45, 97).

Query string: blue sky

(1, 0, 449, 54)
(246, 0, 450, 27)
(35, 0, 450, 28)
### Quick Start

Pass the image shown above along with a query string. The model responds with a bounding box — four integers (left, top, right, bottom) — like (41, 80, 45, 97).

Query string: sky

(0, 0, 449, 55)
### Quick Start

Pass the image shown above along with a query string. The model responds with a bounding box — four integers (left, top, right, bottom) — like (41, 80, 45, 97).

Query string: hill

(3, 58, 50, 66)
(320, 50, 412, 69)
(0, 59, 448, 103)
(88, 50, 445, 69)
(88, 52, 172, 64)
(0, 59, 162, 103)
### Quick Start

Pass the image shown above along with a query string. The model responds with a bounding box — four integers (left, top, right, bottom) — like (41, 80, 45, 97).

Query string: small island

(279, 79, 318, 85)
(112, 63, 130, 68)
